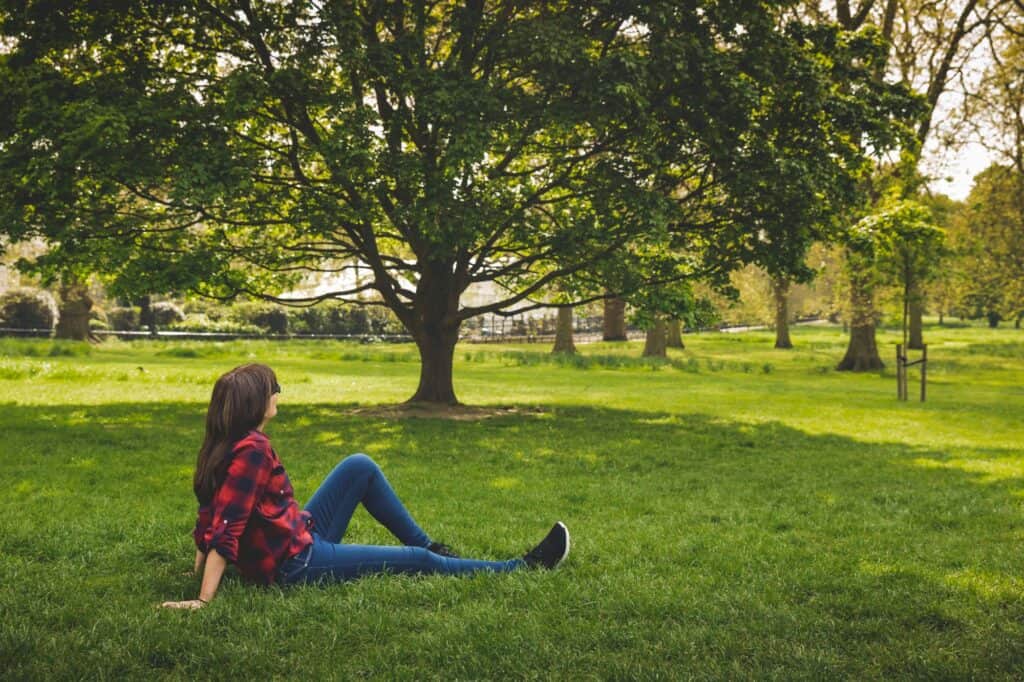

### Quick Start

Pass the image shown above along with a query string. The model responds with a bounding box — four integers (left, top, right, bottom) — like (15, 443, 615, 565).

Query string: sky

(927, 141, 993, 201)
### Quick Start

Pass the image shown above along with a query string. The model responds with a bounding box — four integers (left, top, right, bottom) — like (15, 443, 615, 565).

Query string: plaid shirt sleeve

(202, 445, 272, 562)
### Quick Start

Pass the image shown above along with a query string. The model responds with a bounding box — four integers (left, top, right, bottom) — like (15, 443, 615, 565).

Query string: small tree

(879, 203, 946, 350)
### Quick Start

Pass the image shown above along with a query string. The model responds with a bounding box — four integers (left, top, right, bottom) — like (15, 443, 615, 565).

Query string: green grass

(1, 323, 1023, 679)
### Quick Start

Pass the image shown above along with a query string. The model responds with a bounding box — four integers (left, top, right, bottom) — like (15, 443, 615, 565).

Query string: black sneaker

(523, 522, 570, 569)
(427, 541, 460, 558)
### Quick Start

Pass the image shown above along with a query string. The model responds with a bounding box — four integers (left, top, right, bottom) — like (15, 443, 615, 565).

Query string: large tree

(1, 1, 910, 403)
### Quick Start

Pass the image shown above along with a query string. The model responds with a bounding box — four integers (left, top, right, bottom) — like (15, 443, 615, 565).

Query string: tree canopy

(951, 165, 1024, 325)
(0, 0, 915, 403)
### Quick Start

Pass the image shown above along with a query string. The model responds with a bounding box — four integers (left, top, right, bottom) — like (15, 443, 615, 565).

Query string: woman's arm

(162, 550, 227, 609)
(163, 444, 271, 609)
(198, 550, 227, 602)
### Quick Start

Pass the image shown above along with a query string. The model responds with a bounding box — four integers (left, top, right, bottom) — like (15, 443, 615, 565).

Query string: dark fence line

(1, 319, 817, 344)
(0, 328, 413, 342)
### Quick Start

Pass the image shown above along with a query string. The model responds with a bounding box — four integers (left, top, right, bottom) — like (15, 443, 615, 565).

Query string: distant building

(284, 261, 551, 321)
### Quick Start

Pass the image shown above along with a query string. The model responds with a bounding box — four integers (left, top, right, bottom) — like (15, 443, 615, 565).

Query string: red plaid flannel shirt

(193, 431, 313, 584)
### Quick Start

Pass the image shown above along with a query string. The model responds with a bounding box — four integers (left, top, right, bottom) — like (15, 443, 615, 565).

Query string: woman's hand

(162, 548, 225, 609)
(160, 599, 207, 610)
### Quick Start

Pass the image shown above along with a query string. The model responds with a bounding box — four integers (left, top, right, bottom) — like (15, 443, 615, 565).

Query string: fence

(1, 323, 779, 344)
(0, 328, 414, 342)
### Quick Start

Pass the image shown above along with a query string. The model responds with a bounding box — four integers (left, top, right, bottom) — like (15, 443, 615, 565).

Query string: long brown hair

(194, 363, 277, 504)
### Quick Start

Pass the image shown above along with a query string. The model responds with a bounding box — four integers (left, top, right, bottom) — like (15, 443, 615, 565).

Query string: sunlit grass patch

(912, 456, 1024, 484)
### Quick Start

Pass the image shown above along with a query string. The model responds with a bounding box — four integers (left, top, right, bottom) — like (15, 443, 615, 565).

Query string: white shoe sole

(554, 521, 570, 567)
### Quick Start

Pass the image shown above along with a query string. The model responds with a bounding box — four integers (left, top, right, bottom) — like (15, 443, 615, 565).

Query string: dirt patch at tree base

(345, 403, 545, 421)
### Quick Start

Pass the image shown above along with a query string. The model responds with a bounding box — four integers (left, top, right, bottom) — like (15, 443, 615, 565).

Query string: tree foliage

(951, 165, 1024, 325)
(1, 0, 915, 402)
(848, 200, 946, 291)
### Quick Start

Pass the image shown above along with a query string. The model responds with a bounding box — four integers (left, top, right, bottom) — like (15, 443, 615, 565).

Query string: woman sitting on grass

(162, 363, 569, 609)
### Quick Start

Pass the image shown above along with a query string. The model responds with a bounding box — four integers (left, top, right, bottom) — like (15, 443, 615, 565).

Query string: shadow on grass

(2, 400, 1023, 678)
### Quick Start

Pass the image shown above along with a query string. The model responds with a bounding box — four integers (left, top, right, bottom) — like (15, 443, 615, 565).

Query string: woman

(162, 363, 569, 609)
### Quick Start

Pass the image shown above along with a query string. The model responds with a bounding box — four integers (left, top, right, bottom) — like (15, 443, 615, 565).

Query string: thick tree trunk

(666, 318, 684, 349)
(603, 296, 627, 341)
(987, 311, 1001, 328)
(837, 322, 885, 371)
(409, 325, 460, 404)
(772, 276, 793, 349)
(643, 318, 667, 358)
(837, 271, 884, 371)
(406, 260, 462, 405)
(552, 306, 576, 354)
(907, 282, 924, 350)
(55, 279, 93, 341)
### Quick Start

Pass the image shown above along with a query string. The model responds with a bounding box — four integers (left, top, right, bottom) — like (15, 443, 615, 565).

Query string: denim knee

(337, 453, 377, 477)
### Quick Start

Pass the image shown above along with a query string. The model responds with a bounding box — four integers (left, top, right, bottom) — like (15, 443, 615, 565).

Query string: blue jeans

(277, 454, 523, 584)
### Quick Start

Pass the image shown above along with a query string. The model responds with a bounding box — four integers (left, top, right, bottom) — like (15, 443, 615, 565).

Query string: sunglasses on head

(272, 380, 282, 395)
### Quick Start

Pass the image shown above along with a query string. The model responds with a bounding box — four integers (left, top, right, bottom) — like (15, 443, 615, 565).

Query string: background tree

(874, 201, 947, 348)
(629, 281, 714, 359)
(551, 305, 576, 355)
(771, 275, 794, 348)
(836, 199, 944, 370)
(952, 165, 1024, 326)
(793, 0, 1016, 365)
(919, 192, 964, 325)
(953, 8, 1024, 326)
(602, 297, 628, 342)
(666, 318, 685, 349)
(53, 275, 94, 341)
(836, 226, 887, 371)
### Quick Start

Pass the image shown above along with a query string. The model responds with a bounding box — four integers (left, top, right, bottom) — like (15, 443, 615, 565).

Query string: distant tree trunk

(138, 295, 157, 336)
(838, 322, 884, 371)
(552, 306, 576, 354)
(938, 309, 944, 325)
(666, 318, 684, 349)
(603, 296, 627, 341)
(772, 276, 793, 349)
(907, 282, 924, 350)
(1016, 312, 1022, 329)
(643, 318, 667, 358)
(55, 278, 92, 341)
(837, 271, 884, 371)
(987, 311, 1001, 328)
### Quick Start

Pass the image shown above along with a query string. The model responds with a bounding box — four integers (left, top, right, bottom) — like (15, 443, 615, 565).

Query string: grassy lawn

(1, 323, 1022, 679)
